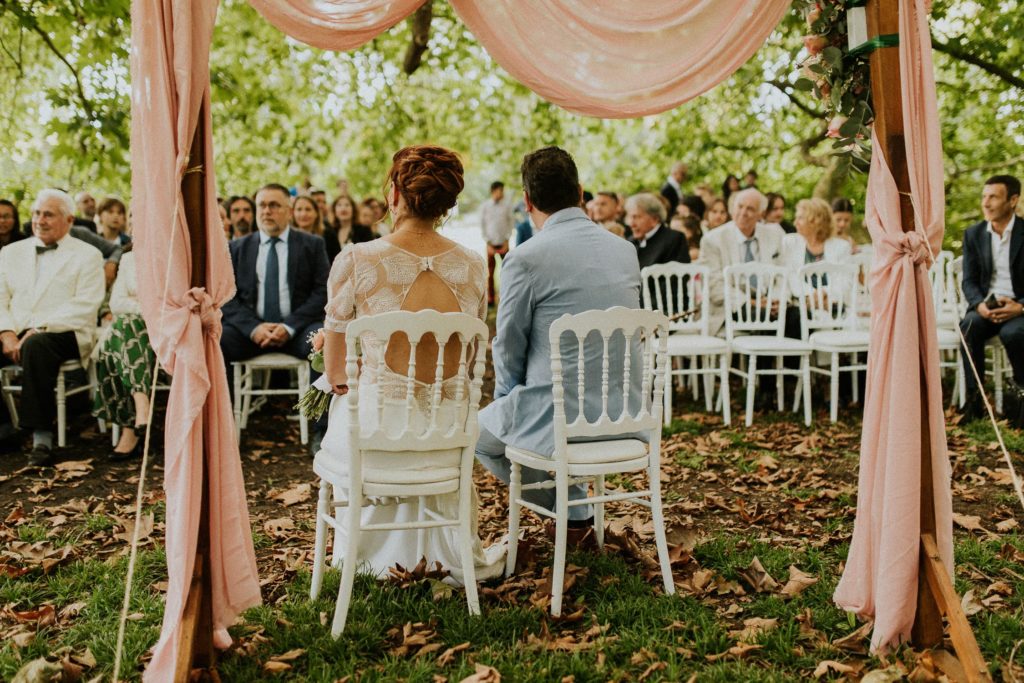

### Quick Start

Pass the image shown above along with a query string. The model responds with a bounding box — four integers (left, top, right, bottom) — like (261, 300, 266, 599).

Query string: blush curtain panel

(833, 0, 952, 654)
(129, 1, 948, 679)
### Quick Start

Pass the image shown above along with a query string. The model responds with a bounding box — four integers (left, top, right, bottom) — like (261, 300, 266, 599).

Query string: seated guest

(291, 195, 325, 237)
(722, 174, 741, 206)
(221, 183, 330, 369)
(764, 192, 796, 234)
(514, 214, 534, 246)
(309, 189, 330, 228)
(704, 197, 729, 230)
(677, 194, 706, 224)
(218, 201, 232, 241)
(97, 196, 132, 246)
(626, 192, 689, 269)
(0, 189, 105, 464)
(694, 183, 716, 208)
(780, 198, 852, 338)
(74, 191, 98, 232)
(0, 200, 26, 251)
(476, 146, 643, 537)
(357, 199, 383, 237)
(960, 175, 1024, 418)
(319, 144, 502, 579)
(591, 191, 626, 237)
(671, 214, 703, 262)
(324, 194, 375, 264)
(92, 247, 156, 461)
(699, 188, 785, 336)
(227, 195, 256, 239)
(831, 197, 861, 253)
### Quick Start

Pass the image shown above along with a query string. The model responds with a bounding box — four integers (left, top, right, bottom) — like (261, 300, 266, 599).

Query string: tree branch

(931, 36, 1024, 91)
(27, 19, 95, 119)
(402, 0, 433, 75)
(767, 79, 824, 119)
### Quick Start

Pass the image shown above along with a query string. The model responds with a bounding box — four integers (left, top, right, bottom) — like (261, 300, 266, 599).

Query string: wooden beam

(921, 534, 993, 683)
(174, 105, 216, 681)
(864, 0, 944, 648)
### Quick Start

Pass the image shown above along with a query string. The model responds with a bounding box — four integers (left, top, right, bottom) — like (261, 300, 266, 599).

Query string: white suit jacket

(780, 234, 853, 298)
(698, 221, 785, 336)
(0, 235, 105, 362)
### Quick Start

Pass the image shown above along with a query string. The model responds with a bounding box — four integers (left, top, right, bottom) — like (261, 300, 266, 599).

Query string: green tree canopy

(0, 0, 1020, 245)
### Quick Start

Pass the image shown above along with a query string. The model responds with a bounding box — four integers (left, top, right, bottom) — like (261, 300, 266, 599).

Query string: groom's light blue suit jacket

(478, 207, 642, 457)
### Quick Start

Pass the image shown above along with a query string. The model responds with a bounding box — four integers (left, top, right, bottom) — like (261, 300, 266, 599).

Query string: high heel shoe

(109, 434, 144, 462)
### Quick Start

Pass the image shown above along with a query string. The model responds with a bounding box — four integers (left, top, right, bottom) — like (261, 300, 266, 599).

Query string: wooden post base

(918, 533, 991, 683)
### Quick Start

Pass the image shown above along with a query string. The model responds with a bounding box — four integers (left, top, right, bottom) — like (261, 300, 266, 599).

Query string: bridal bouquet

(296, 329, 332, 420)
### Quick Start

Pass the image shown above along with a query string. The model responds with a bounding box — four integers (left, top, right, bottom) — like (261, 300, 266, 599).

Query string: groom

(475, 146, 642, 539)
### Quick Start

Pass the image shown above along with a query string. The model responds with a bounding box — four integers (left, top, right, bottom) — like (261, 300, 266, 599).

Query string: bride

(315, 145, 504, 582)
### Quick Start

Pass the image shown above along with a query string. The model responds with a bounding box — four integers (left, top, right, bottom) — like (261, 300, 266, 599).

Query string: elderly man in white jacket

(0, 189, 105, 465)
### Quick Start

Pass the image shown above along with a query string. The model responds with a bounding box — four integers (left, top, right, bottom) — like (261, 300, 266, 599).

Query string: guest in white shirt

(480, 181, 515, 305)
(698, 188, 785, 336)
(959, 175, 1024, 418)
(0, 189, 105, 465)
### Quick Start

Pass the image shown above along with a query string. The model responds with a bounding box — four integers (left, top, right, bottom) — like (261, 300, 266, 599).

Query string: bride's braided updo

(386, 145, 464, 223)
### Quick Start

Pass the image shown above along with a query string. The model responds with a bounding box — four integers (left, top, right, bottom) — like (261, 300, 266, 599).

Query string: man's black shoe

(27, 444, 54, 467)
(961, 392, 986, 421)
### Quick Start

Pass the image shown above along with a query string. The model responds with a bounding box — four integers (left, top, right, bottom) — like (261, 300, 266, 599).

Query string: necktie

(35, 244, 58, 254)
(264, 237, 282, 323)
(743, 238, 756, 262)
(743, 238, 758, 289)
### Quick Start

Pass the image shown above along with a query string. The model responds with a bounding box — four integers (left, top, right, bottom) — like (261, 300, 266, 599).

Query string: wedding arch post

(174, 106, 216, 681)
(865, 1, 989, 679)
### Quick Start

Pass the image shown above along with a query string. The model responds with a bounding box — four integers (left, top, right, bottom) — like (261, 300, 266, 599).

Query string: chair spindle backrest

(722, 263, 789, 339)
(640, 263, 710, 336)
(797, 263, 858, 338)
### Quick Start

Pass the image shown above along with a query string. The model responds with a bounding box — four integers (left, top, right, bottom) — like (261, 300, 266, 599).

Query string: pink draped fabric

(449, 0, 792, 118)
(248, 0, 425, 51)
(130, 2, 261, 681)
(833, 0, 952, 653)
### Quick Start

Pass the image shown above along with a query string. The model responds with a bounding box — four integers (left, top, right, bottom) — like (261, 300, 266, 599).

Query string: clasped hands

(979, 297, 1024, 324)
(0, 329, 36, 364)
(250, 322, 291, 348)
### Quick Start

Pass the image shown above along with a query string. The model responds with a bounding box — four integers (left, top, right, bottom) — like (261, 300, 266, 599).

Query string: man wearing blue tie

(221, 184, 330, 433)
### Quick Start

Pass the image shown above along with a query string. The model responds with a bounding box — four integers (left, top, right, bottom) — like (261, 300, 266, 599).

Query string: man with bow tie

(0, 189, 105, 466)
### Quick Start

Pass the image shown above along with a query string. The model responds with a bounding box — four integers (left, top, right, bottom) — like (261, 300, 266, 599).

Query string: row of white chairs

(0, 360, 105, 447)
(308, 307, 676, 636)
(642, 262, 870, 426)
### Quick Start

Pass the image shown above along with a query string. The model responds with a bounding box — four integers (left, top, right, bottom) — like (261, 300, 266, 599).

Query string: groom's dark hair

(520, 146, 581, 214)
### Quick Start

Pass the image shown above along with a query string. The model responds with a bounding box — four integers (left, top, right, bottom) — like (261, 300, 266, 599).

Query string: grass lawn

(1, 399, 1022, 681)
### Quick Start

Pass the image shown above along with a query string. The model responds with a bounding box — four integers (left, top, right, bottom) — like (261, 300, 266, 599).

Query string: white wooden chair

(0, 359, 104, 447)
(849, 251, 873, 330)
(796, 263, 869, 422)
(232, 353, 310, 444)
(309, 310, 488, 637)
(504, 307, 674, 616)
(640, 264, 731, 425)
(724, 264, 813, 426)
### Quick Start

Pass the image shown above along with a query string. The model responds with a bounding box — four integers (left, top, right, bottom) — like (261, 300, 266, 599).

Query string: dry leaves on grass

(738, 556, 780, 593)
(272, 483, 312, 507)
(780, 564, 819, 598)
(459, 663, 501, 682)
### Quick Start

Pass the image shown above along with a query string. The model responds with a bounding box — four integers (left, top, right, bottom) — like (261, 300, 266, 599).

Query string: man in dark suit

(221, 183, 329, 412)
(659, 161, 687, 218)
(626, 192, 689, 269)
(960, 174, 1024, 418)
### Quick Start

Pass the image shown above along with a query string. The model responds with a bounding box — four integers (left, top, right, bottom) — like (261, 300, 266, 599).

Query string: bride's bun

(388, 145, 464, 221)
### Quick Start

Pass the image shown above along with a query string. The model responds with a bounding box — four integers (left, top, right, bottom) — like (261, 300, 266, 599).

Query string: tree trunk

(812, 156, 849, 201)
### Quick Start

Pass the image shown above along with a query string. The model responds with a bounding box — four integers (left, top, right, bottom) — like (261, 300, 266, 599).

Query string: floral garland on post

(793, 0, 874, 171)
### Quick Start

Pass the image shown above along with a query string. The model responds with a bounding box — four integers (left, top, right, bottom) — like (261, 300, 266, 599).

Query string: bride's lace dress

(316, 239, 504, 581)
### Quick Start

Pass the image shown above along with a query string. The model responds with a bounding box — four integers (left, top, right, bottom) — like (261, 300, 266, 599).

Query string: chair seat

(936, 312, 958, 329)
(666, 334, 730, 356)
(936, 328, 961, 349)
(730, 336, 812, 355)
(507, 438, 648, 468)
(235, 352, 306, 368)
(808, 329, 871, 350)
(314, 447, 462, 487)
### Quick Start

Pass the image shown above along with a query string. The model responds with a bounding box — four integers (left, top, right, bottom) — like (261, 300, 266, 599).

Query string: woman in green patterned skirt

(93, 246, 155, 460)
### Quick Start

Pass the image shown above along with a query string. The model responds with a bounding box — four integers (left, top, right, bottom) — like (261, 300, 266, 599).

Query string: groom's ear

(523, 191, 534, 213)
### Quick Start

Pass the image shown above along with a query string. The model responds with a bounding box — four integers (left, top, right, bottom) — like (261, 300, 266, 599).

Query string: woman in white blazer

(782, 198, 852, 339)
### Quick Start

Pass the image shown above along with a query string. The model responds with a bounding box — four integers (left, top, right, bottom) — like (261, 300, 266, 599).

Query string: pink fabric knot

(182, 287, 223, 340)
(891, 231, 930, 266)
